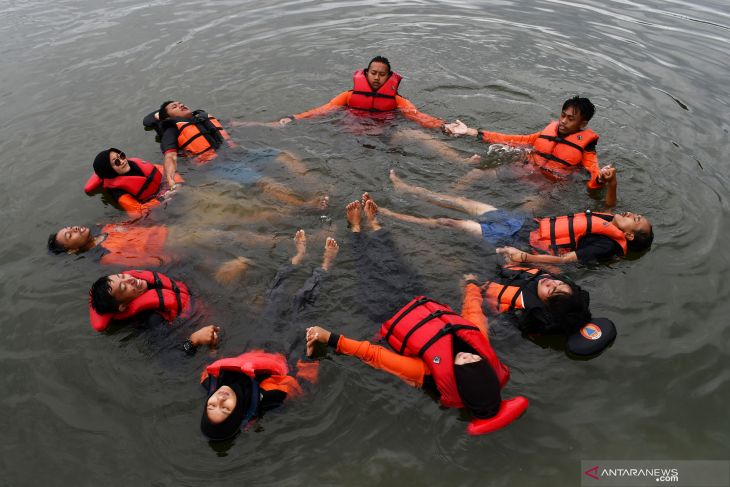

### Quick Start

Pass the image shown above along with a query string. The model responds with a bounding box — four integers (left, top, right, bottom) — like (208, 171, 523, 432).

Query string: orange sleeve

(395, 96, 444, 129)
(582, 150, 602, 190)
(117, 194, 159, 217)
(336, 335, 427, 388)
(293, 91, 351, 120)
(479, 130, 541, 147)
(461, 283, 489, 338)
(259, 374, 304, 399)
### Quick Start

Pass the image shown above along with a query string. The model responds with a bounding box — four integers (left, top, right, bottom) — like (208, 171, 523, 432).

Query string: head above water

(538, 277, 592, 334)
(93, 148, 129, 178)
(365, 56, 392, 91)
(90, 273, 148, 314)
(48, 226, 93, 254)
(453, 352, 502, 419)
(159, 100, 192, 120)
(612, 211, 654, 252)
(558, 96, 595, 136)
(200, 379, 251, 441)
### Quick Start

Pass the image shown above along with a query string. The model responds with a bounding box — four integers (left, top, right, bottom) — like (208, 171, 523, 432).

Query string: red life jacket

(380, 296, 527, 435)
(530, 121, 598, 178)
(93, 159, 163, 202)
(348, 69, 402, 112)
(530, 210, 628, 256)
(89, 270, 191, 331)
(201, 351, 289, 384)
(175, 110, 231, 161)
(97, 224, 169, 267)
(483, 267, 542, 314)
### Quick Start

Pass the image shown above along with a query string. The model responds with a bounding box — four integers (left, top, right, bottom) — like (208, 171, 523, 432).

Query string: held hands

(599, 165, 616, 185)
(278, 117, 293, 126)
(190, 325, 221, 348)
(305, 326, 332, 357)
(496, 246, 528, 264)
(443, 120, 474, 137)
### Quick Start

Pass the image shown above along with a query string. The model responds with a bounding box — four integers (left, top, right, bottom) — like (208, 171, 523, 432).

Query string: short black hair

(90, 276, 119, 314)
(562, 96, 595, 122)
(367, 56, 391, 74)
(543, 280, 592, 334)
(158, 100, 175, 121)
(47, 232, 66, 254)
(628, 225, 654, 253)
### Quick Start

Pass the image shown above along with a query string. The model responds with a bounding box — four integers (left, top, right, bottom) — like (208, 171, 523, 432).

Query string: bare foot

(311, 195, 329, 210)
(389, 169, 407, 191)
(466, 154, 482, 164)
(346, 201, 362, 233)
(214, 256, 251, 286)
(292, 229, 307, 265)
(321, 237, 339, 271)
(362, 192, 372, 205)
(364, 198, 381, 232)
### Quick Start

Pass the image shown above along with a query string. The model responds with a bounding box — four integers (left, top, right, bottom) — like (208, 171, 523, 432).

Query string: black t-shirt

(575, 233, 624, 263)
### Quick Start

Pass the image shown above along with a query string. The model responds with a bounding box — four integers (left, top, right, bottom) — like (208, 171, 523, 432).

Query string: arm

(461, 279, 489, 338)
(142, 111, 160, 130)
(289, 91, 351, 121)
(583, 149, 603, 190)
(395, 96, 444, 129)
(182, 325, 220, 355)
(443, 121, 540, 146)
(162, 151, 178, 188)
(602, 166, 617, 208)
(306, 327, 427, 388)
(497, 246, 579, 265)
(117, 193, 160, 217)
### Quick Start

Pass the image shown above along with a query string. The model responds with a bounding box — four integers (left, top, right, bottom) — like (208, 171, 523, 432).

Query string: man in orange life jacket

(265, 56, 478, 163)
(445, 96, 610, 190)
(381, 167, 654, 264)
(89, 271, 220, 355)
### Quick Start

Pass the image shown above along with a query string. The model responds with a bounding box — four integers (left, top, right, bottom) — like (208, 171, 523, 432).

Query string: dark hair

(543, 280, 592, 334)
(367, 56, 391, 74)
(90, 276, 119, 314)
(47, 232, 66, 254)
(562, 96, 595, 122)
(627, 225, 654, 253)
(158, 100, 175, 121)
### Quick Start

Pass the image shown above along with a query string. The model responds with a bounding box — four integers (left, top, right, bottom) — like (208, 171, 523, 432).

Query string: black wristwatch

(183, 338, 197, 355)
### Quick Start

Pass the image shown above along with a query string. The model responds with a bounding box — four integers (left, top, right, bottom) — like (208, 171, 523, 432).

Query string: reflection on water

(1, 0, 729, 485)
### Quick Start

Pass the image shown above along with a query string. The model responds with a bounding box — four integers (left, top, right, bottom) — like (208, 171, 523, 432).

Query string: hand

(443, 119, 470, 136)
(189, 325, 221, 348)
(600, 165, 616, 185)
(463, 273, 479, 282)
(278, 117, 293, 126)
(497, 246, 527, 264)
(305, 326, 331, 357)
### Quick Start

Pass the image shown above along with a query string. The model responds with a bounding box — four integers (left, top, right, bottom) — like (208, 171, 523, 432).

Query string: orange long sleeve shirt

(334, 284, 488, 388)
(479, 127, 602, 189)
(292, 91, 444, 129)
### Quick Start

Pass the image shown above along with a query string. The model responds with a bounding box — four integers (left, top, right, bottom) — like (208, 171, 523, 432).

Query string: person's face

(537, 277, 573, 302)
(612, 211, 651, 240)
(55, 226, 92, 252)
(557, 105, 587, 136)
(165, 101, 192, 119)
(107, 273, 148, 309)
(206, 385, 238, 424)
(109, 151, 130, 175)
(454, 352, 483, 365)
(366, 62, 391, 90)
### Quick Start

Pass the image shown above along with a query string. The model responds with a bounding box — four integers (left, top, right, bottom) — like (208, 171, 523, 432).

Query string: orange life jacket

(530, 211, 627, 256)
(530, 121, 598, 178)
(97, 224, 169, 267)
(201, 351, 303, 399)
(89, 270, 191, 331)
(380, 296, 527, 435)
(175, 110, 231, 161)
(483, 267, 542, 314)
(89, 158, 162, 202)
(348, 69, 402, 112)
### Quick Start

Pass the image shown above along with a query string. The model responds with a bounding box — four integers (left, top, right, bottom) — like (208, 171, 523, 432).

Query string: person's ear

(67, 248, 78, 255)
(579, 119, 588, 129)
(625, 231, 635, 241)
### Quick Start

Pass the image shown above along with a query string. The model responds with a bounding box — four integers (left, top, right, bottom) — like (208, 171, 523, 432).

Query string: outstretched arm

(601, 165, 617, 208)
(497, 246, 579, 265)
(461, 277, 489, 338)
(277, 91, 351, 124)
(445, 120, 540, 146)
(306, 326, 427, 388)
(395, 96, 444, 129)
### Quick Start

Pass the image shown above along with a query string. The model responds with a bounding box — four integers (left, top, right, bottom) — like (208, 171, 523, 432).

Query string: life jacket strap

(416, 323, 481, 358)
(400, 309, 459, 355)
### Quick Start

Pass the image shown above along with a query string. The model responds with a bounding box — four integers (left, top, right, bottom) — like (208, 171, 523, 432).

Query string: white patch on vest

(433, 356, 441, 364)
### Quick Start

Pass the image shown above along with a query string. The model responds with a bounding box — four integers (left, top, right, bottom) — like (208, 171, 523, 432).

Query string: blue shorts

(477, 209, 527, 246)
(204, 148, 281, 185)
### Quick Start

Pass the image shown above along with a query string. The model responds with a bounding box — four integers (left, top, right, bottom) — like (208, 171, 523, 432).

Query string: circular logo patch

(433, 356, 441, 364)
(580, 323, 602, 340)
